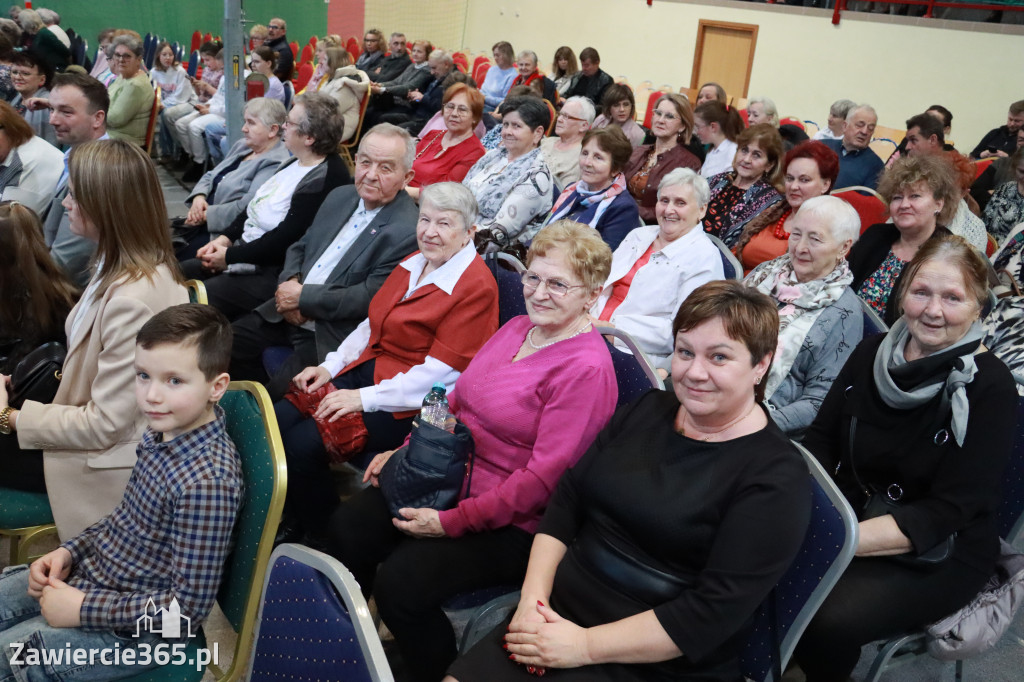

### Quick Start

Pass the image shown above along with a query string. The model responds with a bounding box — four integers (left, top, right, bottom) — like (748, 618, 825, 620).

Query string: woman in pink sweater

(325, 220, 618, 682)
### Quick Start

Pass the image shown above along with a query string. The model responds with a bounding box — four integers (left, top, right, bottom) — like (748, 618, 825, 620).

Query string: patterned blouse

(704, 183, 746, 240)
(983, 181, 1024, 243)
(462, 146, 554, 244)
(704, 171, 784, 248)
(857, 249, 906, 315)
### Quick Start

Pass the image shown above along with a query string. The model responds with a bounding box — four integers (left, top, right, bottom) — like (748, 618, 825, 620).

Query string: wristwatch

(0, 406, 13, 435)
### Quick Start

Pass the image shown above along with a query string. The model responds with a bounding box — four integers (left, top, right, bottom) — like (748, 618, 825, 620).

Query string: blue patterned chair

(248, 543, 393, 681)
(740, 442, 859, 682)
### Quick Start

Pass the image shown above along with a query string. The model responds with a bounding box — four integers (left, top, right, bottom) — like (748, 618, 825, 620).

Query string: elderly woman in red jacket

(273, 182, 499, 543)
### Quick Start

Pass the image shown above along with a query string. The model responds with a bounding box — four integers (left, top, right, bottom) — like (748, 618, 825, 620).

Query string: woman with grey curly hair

(106, 34, 154, 146)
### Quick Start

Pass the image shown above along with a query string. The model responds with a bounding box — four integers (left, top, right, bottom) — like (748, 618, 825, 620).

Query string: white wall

(462, 0, 1024, 151)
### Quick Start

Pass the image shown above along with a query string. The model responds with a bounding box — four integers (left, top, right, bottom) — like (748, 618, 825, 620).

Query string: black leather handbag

(9, 341, 66, 408)
(378, 416, 475, 519)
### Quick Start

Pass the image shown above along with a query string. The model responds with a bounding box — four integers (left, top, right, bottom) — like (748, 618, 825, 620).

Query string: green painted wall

(13, 1, 327, 53)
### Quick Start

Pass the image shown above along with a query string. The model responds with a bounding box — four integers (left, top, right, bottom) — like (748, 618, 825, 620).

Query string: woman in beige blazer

(0, 140, 187, 539)
(319, 49, 370, 143)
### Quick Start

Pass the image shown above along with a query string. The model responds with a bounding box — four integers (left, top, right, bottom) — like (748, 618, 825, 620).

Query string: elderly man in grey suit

(30, 72, 109, 288)
(230, 123, 420, 397)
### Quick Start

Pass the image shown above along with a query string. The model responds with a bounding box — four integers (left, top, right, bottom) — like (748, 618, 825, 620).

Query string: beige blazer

(17, 264, 188, 539)
(321, 66, 370, 143)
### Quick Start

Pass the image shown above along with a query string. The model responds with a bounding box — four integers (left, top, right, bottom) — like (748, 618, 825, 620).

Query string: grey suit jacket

(187, 138, 291, 234)
(255, 185, 419, 358)
(42, 182, 96, 289)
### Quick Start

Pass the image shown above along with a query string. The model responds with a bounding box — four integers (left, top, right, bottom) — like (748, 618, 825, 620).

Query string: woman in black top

(447, 280, 811, 682)
(795, 234, 1017, 682)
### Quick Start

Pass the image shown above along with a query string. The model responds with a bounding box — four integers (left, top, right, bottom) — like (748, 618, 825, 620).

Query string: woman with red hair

(734, 141, 840, 273)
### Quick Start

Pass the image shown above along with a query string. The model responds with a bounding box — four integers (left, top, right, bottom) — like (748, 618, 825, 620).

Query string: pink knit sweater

(437, 316, 618, 537)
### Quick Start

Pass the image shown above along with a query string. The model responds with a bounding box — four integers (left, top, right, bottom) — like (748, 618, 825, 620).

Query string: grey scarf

(872, 317, 983, 447)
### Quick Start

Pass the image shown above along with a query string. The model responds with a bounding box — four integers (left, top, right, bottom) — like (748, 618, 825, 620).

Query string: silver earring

(755, 376, 762, 385)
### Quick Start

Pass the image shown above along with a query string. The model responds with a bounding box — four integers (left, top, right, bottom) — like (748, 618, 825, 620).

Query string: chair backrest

(833, 186, 888, 234)
(248, 544, 393, 682)
(453, 52, 469, 73)
(289, 41, 300, 63)
(202, 32, 213, 46)
(300, 43, 313, 64)
(803, 120, 820, 137)
(211, 382, 287, 682)
(706, 233, 743, 281)
(740, 443, 859, 682)
(472, 54, 490, 70)
(859, 297, 888, 336)
(294, 62, 314, 93)
(282, 80, 295, 110)
(869, 137, 898, 163)
(187, 50, 200, 78)
(594, 325, 665, 406)
(245, 73, 267, 100)
(143, 87, 161, 153)
(190, 30, 202, 54)
(345, 36, 361, 61)
(483, 252, 528, 326)
(641, 89, 662, 129)
(997, 396, 1024, 543)
(974, 156, 997, 180)
(171, 41, 182, 63)
(185, 279, 208, 305)
(473, 61, 490, 85)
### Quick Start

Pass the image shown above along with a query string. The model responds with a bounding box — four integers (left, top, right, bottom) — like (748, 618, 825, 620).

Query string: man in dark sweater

(367, 32, 411, 83)
(970, 99, 1024, 160)
(266, 17, 294, 82)
(564, 46, 612, 105)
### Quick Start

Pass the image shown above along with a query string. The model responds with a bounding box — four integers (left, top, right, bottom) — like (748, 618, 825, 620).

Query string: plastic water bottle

(420, 383, 451, 430)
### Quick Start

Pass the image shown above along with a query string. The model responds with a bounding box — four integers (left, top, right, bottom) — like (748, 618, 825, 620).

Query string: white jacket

(592, 224, 724, 370)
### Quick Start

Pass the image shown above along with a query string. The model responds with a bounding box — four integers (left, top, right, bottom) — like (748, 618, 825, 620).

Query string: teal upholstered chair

(0, 488, 57, 565)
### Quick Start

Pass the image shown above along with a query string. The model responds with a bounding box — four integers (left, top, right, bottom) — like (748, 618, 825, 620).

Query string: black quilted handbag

(378, 416, 475, 519)
(9, 341, 67, 408)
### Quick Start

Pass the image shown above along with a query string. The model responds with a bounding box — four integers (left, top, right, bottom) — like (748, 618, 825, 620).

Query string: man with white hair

(540, 96, 595, 189)
(822, 104, 884, 190)
(35, 8, 68, 48)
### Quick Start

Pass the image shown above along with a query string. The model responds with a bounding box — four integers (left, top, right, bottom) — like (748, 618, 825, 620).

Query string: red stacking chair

(300, 43, 313, 64)
(345, 36, 360, 60)
(453, 52, 468, 73)
(833, 186, 889, 234)
(190, 30, 202, 53)
(473, 62, 490, 85)
(642, 90, 663, 129)
(293, 62, 314, 93)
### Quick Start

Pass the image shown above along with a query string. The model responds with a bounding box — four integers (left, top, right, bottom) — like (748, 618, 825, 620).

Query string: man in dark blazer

(36, 72, 108, 288)
(367, 33, 411, 83)
(229, 123, 420, 397)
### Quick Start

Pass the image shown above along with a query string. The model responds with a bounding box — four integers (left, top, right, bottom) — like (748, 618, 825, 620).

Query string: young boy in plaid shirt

(0, 304, 242, 681)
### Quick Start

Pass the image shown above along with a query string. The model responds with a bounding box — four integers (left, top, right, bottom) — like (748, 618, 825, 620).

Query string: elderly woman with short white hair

(592, 167, 723, 372)
(744, 195, 864, 437)
(540, 95, 595, 190)
(747, 96, 780, 128)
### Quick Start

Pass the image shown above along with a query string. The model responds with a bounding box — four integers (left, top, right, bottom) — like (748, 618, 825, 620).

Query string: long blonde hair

(68, 139, 183, 296)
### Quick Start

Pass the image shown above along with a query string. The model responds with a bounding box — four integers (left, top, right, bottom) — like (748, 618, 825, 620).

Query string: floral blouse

(857, 250, 906, 316)
(983, 181, 1024, 243)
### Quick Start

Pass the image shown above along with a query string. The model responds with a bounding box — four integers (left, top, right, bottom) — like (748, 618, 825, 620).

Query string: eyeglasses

(10, 69, 39, 77)
(365, 37, 380, 43)
(652, 110, 678, 121)
(112, 52, 136, 61)
(557, 112, 586, 123)
(521, 271, 586, 298)
(443, 103, 471, 116)
(268, 24, 284, 30)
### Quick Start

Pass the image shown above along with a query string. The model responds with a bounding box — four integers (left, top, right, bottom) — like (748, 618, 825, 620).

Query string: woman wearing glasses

(624, 94, 701, 224)
(326, 220, 618, 682)
(407, 84, 486, 202)
(106, 35, 155, 147)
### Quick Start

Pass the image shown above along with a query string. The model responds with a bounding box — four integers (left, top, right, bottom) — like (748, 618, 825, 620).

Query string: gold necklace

(675, 403, 757, 441)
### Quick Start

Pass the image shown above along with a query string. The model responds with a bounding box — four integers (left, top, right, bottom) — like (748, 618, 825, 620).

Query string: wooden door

(690, 20, 758, 102)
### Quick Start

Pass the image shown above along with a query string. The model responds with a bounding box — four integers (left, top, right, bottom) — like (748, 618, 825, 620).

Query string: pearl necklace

(675, 403, 757, 441)
(527, 319, 591, 350)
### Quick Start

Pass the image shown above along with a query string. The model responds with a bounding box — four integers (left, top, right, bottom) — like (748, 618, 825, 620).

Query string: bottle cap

(432, 382, 446, 393)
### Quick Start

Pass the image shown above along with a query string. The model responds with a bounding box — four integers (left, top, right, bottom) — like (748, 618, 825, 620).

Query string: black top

(803, 334, 1017, 573)
(970, 125, 1018, 160)
(265, 35, 294, 82)
(847, 222, 953, 326)
(538, 390, 811, 679)
(367, 53, 412, 83)
(565, 68, 613, 104)
(222, 154, 351, 267)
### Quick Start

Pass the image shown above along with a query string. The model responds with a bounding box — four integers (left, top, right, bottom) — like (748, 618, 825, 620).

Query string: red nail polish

(537, 668, 546, 677)
(537, 600, 545, 607)
(527, 666, 536, 674)
(502, 643, 508, 650)
(509, 654, 516, 661)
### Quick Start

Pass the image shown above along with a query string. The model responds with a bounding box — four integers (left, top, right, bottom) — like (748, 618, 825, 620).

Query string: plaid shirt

(62, 407, 243, 632)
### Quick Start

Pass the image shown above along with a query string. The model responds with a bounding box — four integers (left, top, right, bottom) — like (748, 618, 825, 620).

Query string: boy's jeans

(0, 566, 164, 681)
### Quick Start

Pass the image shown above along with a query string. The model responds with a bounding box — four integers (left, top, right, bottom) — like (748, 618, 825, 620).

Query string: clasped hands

(275, 279, 308, 326)
(503, 599, 592, 673)
(195, 235, 230, 272)
(29, 547, 84, 628)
